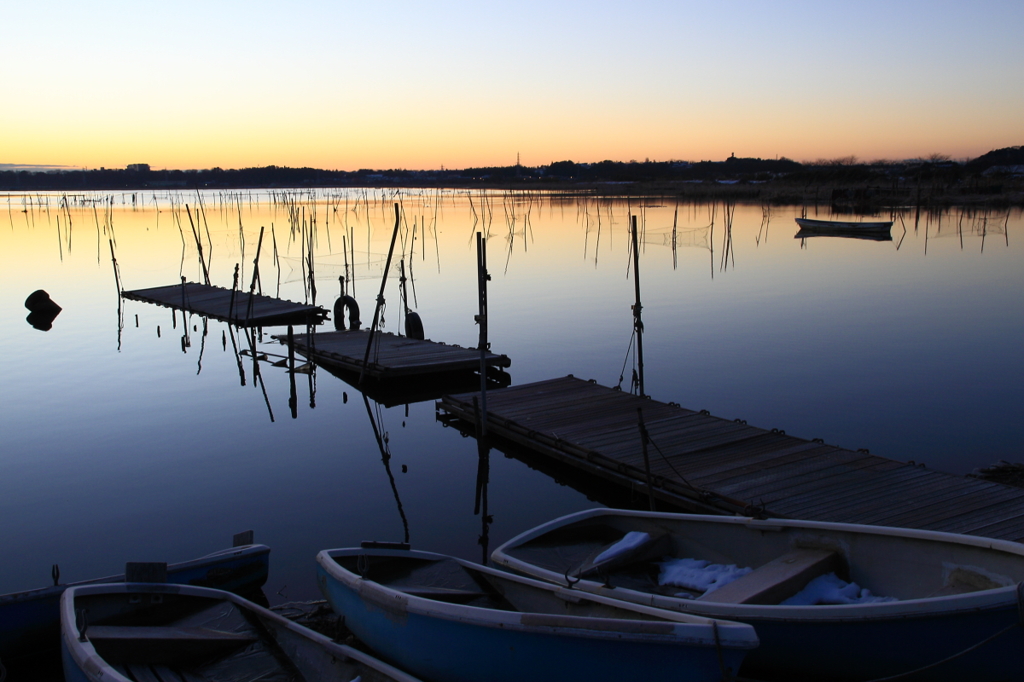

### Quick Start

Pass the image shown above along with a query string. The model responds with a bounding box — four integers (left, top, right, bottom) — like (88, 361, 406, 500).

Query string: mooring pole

(360, 203, 401, 385)
(631, 216, 645, 398)
(246, 225, 265, 323)
(637, 407, 656, 511)
(476, 232, 490, 438)
(399, 259, 410, 318)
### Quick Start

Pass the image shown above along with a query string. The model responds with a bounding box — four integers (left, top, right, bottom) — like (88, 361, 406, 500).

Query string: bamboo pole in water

(631, 216, 645, 398)
(360, 203, 401, 385)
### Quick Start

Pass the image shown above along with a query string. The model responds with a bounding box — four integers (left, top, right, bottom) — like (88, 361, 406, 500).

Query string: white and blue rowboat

(61, 582, 421, 682)
(1, 536, 269, 663)
(491, 508, 1024, 682)
(316, 546, 758, 682)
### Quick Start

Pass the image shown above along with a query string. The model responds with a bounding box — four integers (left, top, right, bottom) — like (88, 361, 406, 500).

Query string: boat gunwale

(60, 582, 422, 682)
(490, 508, 1024, 622)
(1, 543, 270, 606)
(316, 547, 757, 647)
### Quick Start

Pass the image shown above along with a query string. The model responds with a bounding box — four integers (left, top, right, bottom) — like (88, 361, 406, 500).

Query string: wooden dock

(122, 282, 328, 327)
(276, 329, 512, 382)
(437, 376, 1024, 543)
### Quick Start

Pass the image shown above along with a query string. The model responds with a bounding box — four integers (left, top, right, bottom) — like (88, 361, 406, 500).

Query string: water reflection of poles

(475, 229, 493, 562)
(476, 232, 490, 436)
(672, 202, 678, 270)
(720, 202, 735, 272)
(110, 238, 124, 351)
(196, 316, 208, 375)
(362, 393, 411, 545)
(227, 322, 247, 387)
(245, 325, 275, 423)
(473, 398, 492, 565)
(709, 203, 716, 280)
(287, 325, 297, 419)
(306, 324, 317, 410)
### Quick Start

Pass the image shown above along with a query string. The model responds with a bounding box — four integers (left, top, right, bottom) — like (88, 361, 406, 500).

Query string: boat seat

(118, 663, 205, 682)
(395, 585, 491, 603)
(88, 625, 257, 665)
(695, 548, 841, 605)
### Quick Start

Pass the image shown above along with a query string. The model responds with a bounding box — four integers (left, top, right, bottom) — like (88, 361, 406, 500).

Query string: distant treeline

(2, 147, 1022, 205)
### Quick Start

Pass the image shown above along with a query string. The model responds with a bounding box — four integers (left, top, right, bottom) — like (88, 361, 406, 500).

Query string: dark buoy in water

(405, 311, 424, 340)
(334, 295, 361, 331)
(25, 289, 62, 331)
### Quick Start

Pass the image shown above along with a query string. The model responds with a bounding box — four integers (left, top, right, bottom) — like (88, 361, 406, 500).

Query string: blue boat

(491, 508, 1024, 682)
(316, 546, 758, 682)
(1, 535, 269, 663)
(61, 581, 420, 682)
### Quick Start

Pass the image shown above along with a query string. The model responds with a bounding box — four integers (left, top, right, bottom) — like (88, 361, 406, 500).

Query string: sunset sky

(3, 0, 1021, 171)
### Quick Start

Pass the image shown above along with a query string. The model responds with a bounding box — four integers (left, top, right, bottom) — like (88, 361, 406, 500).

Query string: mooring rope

(644, 429, 702, 496)
(802, 581, 1024, 682)
(615, 329, 636, 392)
(711, 620, 732, 682)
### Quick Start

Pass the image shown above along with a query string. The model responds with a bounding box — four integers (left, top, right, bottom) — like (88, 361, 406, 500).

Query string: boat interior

(502, 516, 1024, 605)
(73, 591, 385, 682)
(331, 553, 516, 610)
(329, 551, 702, 625)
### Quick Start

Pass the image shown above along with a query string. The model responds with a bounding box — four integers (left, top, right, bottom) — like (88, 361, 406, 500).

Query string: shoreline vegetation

(2, 146, 1022, 209)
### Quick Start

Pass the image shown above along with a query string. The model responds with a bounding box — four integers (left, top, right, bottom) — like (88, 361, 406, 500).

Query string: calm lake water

(2, 189, 1022, 608)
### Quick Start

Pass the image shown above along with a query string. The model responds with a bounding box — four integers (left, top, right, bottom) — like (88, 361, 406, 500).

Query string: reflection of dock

(318, 362, 510, 408)
(437, 376, 1024, 542)
(123, 282, 327, 327)
(276, 330, 511, 382)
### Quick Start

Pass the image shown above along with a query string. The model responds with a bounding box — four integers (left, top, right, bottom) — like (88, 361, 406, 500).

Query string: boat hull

(0, 542, 269, 662)
(492, 509, 1024, 682)
(795, 217, 893, 231)
(317, 547, 755, 682)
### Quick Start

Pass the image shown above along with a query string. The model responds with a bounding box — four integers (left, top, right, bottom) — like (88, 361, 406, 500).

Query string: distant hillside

(0, 148, 1021, 208)
(966, 146, 1024, 171)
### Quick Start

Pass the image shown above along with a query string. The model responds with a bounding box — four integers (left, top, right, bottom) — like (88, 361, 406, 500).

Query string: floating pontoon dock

(437, 375, 1024, 543)
(275, 329, 512, 382)
(122, 282, 328, 327)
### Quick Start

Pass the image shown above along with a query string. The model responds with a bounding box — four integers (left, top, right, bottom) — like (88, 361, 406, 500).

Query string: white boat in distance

(795, 217, 893, 230)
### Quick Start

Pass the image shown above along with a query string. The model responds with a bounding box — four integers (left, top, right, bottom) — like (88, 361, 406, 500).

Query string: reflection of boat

(0, 539, 269, 663)
(794, 217, 893, 241)
(61, 582, 420, 682)
(492, 508, 1024, 682)
(316, 546, 758, 682)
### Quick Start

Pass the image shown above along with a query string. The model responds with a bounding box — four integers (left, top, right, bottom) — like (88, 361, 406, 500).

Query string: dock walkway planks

(122, 282, 327, 327)
(437, 375, 1024, 543)
(275, 329, 511, 381)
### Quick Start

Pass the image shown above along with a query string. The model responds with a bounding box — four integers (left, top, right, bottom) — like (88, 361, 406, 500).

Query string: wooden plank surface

(438, 375, 1024, 543)
(123, 282, 327, 327)
(275, 329, 511, 380)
